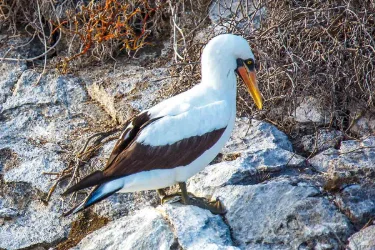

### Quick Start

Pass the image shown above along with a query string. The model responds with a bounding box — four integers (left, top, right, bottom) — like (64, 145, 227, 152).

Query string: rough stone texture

(301, 129, 343, 154)
(308, 148, 339, 172)
(0, 71, 109, 192)
(308, 136, 375, 173)
(348, 225, 375, 250)
(349, 104, 375, 137)
(85, 65, 172, 123)
(72, 208, 175, 250)
(224, 118, 293, 153)
(210, 181, 353, 249)
(0, 198, 71, 250)
(93, 191, 159, 219)
(0, 61, 27, 104)
(209, 0, 265, 30)
(293, 96, 330, 124)
(160, 203, 238, 250)
(335, 184, 375, 228)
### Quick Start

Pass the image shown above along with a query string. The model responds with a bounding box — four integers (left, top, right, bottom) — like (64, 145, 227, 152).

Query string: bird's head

(202, 34, 263, 110)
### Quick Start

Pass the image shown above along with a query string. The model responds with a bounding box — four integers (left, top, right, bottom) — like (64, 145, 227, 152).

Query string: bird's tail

(63, 178, 124, 216)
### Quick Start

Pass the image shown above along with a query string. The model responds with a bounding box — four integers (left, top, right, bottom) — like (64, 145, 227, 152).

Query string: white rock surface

(72, 208, 175, 250)
(347, 225, 375, 250)
(308, 148, 339, 172)
(0, 71, 108, 193)
(224, 118, 293, 153)
(308, 136, 375, 172)
(0, 199, 71, 250)
(210, 181, 352, 249)
(209, 0, 265, 30)
(293, 96, 330, 124)
(335, 184, 375, 227)
(85, 65, 173, 123)
(160, 203, 238, 250)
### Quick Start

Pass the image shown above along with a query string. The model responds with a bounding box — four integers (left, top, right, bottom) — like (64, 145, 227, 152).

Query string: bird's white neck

(200, 55, 238, 103)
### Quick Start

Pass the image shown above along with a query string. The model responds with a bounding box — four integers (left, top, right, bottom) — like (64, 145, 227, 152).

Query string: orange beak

(237, 66, 263, 110)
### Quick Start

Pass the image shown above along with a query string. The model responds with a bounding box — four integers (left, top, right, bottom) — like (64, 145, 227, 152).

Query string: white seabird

(63, 34, 263, 215)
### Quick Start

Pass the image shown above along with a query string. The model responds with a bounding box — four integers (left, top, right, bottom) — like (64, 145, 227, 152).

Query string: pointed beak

(237, 64, 263, 110)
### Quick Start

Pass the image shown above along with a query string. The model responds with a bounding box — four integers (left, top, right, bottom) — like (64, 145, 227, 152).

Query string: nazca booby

(63, 34, 263, 215)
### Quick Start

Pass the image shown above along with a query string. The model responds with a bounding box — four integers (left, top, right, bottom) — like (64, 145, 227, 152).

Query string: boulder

(72, 208, 175, 250)
(347, 225, 375, 250)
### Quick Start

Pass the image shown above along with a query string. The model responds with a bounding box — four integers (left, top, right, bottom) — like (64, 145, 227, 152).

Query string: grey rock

(335, 184, 375, 227)
(209, 181, 352, 249)
(0, 69, 111, 192)
(349, 104, 375, 137)
(301, 129, 343, 154)
(293, 96, 330, 124)
(0, 207, 18, 219)
(73, 208, 175, 250)
(93, 191, 159, 220)
(224, 118, 293, 154)
(307, 137, 375, 173)
(330, 137, 375, 172)
(86, 65, 173, 123)
(308, 148, 339, 172)
(209, 0, 265, 30)
(0, 199, 71, 250)
(160, 203, 238, 250)
(348, 225, 375, 250)
(0, 61, 27, 104)
(3, 143, 66, 192)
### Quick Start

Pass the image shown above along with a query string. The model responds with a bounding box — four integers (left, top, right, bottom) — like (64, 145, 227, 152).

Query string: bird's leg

(157, 188, 181, 204)
(178, 182, 225, 214)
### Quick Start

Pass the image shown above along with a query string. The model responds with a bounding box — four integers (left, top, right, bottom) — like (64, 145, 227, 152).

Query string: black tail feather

(62, 170, 109, 196)
(63, 184, 122, 216)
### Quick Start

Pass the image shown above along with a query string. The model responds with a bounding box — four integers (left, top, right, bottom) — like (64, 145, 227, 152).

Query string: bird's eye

(247, 60, 252, 65)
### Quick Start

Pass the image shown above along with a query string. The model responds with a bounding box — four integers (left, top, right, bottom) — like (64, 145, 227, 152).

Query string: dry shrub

(0, 0, 168, 72)
(165, 0, 375, 139)
(222, 0, 375, 136)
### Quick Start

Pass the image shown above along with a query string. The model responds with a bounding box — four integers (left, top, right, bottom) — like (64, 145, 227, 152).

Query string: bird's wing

(104, 100, 230, 177)
(63, 100, 230, 195)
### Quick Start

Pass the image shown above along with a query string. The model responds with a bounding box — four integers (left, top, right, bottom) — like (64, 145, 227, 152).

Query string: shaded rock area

(292, 96, 330, 124)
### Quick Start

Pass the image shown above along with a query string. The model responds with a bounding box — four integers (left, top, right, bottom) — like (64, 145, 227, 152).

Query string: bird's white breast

(117, 103, 236, 192)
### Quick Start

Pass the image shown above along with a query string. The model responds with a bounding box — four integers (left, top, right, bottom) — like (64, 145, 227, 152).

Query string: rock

(293, 96, 330, 124)
(0, 70, 111, 193)
(0, 198, 71, 250)
(308, 148, 339, 172)
(93, 191, 159, 220)
(224, 118, 293, 154)
(348, 104, 375, 137)
(85, 65, 173, 123)
(330, 137, 375, 172)
(209, 0, 265, 30)
(308, 136, 375, 173)
(300, 129, 343, 154)
(160, 203, 238, 250)
(0, 61, 27, 104)
(209, 181, 353, 249)
(347, 225, 375, 250)
(335, 184, 375, 228)
(0, 207, 18, 219)
(73, 208, 175, 250)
